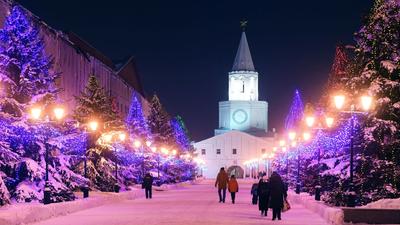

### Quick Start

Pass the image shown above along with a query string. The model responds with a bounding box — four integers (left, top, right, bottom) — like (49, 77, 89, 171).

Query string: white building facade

(194, 30, 276, 179)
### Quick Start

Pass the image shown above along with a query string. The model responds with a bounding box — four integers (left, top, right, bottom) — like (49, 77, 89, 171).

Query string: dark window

(216, 149, 221, 154)
(232, 149, 237, 154)
(201, 149, 206, 155)
(261, 149, 266, 154)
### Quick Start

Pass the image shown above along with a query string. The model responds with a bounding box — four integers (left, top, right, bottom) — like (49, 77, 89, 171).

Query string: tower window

(242, 81, 245, 93)
(232, 149, 237, 154)
(216, 149, 221, 154)
(201, 149, 206, 155)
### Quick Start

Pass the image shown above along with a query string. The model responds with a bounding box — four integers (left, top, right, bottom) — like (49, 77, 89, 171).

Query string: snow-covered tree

(350, 0, 400, 204)
(147, 94, 174, 145)
(0, 5, 56, 104)
(74, 75, 123, 131)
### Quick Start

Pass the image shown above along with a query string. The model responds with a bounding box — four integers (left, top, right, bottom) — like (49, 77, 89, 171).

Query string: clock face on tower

(232, 109, 248, 124)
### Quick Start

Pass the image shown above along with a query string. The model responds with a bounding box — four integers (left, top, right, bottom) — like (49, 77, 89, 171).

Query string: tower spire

(232, 22, 255, 71)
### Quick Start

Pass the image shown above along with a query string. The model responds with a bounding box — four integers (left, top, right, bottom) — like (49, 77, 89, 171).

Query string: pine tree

(171, 116, 191, 152)
(0, 5, 56, 104)
(320, 45, 352, 106)
(126, 92, 150, 140)
(284, 89, 304, 131)
(351, 0, 400, 203)
(147, 94, 174, 146)
(74, 75, 122, 131)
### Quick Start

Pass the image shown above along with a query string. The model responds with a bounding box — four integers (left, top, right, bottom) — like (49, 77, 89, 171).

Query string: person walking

(142, 173, 153, 199)
(257, 176, 270, 216)
(250, 182, 258, 205)
(215, 167, 229, 203)
(228, 175, 239, 204)
(269, 172, 288, 220)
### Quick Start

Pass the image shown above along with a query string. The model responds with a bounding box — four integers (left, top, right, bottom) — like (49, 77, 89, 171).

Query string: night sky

(18, 0, 373, 141)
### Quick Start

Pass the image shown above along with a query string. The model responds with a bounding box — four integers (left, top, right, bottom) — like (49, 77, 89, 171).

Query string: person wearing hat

(257, 176, 270, 216)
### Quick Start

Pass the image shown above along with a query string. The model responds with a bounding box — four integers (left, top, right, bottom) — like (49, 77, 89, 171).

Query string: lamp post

(104, 132, 127, 193)
(288, 131, 311, 194)
(304, 114, 334, 201)
(150, 146, 161, 179)
(333, 94, 373, 207)
(81, 120, 99, 198)
(30, 105, 65, 205)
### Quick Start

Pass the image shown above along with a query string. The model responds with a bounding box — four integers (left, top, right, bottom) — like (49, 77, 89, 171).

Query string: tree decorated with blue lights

(126, 92, 150, 140)
(171, 115, 191, 152)
(0, 5, 56, 105)
(284, 89, 304, 131)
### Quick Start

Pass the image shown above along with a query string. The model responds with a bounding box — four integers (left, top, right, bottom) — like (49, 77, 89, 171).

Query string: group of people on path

(215, 167, 288, 221)
(215, 167, 239, 203)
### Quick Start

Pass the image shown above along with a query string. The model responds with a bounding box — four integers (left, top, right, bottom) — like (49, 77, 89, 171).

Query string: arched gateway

(227, 166, 244, 179)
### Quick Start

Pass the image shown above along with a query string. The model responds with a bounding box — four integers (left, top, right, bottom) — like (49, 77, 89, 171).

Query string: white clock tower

(215, 30, 268, 137)
(194, 27, 275, 179)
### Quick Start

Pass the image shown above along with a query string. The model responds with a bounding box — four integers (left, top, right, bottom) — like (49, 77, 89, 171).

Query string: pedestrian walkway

(30, 180, 328, 225)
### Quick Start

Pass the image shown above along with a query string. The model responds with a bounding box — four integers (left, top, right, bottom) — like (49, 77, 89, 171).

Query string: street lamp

(333, 94, 373, 207)
(82, 119, 99, 198)
(29, 105, 65, 205)
(104, 131, 126, 193)
(286, 131, 310, 194)
(133, 139, 152, 180)
(304, 113, 334, 201)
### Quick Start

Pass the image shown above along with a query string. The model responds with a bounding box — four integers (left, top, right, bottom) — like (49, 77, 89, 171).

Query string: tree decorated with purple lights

(126, 92, 150, 140)
(284, 89, 304, 131)
(0, 5, 57, 105)
(171, 115, 191, 152)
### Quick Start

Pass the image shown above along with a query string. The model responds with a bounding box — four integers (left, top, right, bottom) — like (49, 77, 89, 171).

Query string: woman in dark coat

(257, 177, 270, 216)
(268, 172, 287, 220)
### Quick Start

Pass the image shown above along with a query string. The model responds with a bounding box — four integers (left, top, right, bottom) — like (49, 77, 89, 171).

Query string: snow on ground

(29, 180, 328, 225)
(361, 197, 400, 209)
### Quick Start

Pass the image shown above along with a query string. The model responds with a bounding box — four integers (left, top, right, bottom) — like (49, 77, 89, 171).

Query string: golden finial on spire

(240, 19, 248, 31)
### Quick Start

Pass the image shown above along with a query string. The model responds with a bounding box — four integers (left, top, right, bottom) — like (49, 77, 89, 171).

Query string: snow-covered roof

(232, 32, 255, 72)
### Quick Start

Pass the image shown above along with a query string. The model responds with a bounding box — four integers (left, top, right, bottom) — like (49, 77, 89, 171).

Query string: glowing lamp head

(161, 147, 168, 154)
(171, 149, 177, 155)
(305, 116, 315, 127)
(151, 147, 157, 152)
(134, 140, 141, 148)
(272, 147, 278, 152)
(104, 134, 112, 143)
(334, 95, 345, 110)
(303, 132, 311, 141)
(279, 140, 286, 147)
(288, 131, 296, 141)
(325, 117, 334, 128)
(53, 107, 65, 120)
(361, 95, 372, 111)
(118, 133, 126, 142)
(291, 141, 297, 147)
(145, 140, 152, 147)
(88, 121, 99, 131)
(30, 107, 42, 120)
(282, 147, 287, 152)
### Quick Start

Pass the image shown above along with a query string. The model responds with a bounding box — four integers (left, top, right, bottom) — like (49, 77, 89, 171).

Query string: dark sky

(18, 0, 373, 141)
